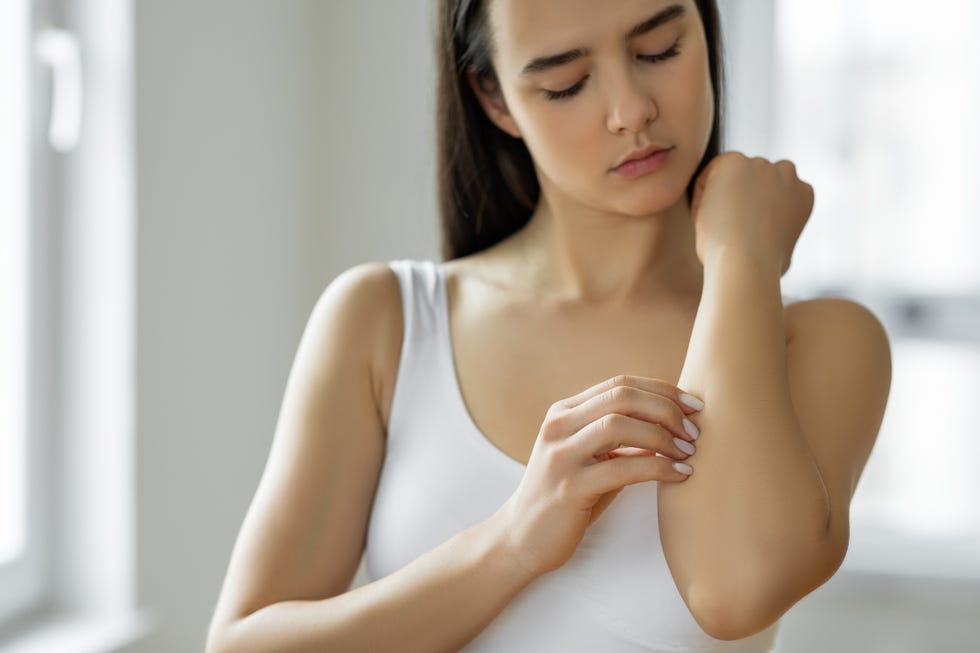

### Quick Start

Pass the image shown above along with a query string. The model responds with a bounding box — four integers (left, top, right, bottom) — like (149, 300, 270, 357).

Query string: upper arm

(784, 297, 892, 564)
(700, 297, 892, 641)
(206, 261, 402, 638)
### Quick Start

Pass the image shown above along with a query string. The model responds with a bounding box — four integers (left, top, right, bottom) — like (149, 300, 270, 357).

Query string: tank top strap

(383, 259, 448, 452)
(386, 258, 441, 343)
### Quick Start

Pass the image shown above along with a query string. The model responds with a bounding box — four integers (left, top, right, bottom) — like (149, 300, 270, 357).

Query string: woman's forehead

(489, 0, 693, 70)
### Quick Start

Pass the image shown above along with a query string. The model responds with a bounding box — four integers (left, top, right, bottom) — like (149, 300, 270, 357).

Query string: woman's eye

(542, 42, 682, 101)
(638, 42, 682, 65)
(543, 78, 588, 101)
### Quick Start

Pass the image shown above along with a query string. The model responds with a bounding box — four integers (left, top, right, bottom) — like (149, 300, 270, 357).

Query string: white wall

(126, 1, 436, 650)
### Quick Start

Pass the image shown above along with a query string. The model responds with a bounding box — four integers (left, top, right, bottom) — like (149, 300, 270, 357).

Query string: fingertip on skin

(672, 461, 694, 476)
(678, 392, 705, 412)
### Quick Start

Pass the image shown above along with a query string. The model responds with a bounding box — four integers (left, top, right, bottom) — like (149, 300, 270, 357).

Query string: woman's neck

(509, 196, 705, 307)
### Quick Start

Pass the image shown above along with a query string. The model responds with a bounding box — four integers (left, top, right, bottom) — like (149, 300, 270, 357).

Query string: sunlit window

(772, 0, 980, 577)
(775, 0, 980, 294)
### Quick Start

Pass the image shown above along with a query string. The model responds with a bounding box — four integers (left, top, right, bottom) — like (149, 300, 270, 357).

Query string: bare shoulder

(318, 261, 404, 427)
(782, 295, 892, 418)
(319, 260, 401, 321)
(783, 295, 890, 348)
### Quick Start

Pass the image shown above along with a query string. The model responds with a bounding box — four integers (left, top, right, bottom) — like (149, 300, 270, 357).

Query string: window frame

(0, 0, 55, 630)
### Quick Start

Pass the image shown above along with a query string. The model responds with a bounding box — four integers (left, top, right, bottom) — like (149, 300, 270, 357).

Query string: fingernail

(673, 461, 693, 475)
(679, 392, 704, 411)
(673, 437, 696, 455)
(683, 417, 700, 441)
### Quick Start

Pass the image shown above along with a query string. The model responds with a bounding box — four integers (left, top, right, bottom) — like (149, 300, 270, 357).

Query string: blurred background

(1, 0, 978, 651)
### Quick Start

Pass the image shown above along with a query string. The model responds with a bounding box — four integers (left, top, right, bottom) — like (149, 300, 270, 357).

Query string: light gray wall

(127, 1, 436, 650)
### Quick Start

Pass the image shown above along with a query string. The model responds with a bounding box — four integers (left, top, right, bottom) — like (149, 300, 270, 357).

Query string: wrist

(484, 507, 542, 586)
(703, 244, 783, 279)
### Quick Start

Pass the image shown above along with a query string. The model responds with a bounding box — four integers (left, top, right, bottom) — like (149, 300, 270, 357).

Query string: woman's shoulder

(782, 294, 889, 349)
(318, 261, 406, 421)
(323, 261, 403, 317)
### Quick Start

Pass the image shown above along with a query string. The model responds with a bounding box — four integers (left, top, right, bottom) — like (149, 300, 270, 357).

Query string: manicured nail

(673, 461, 693, 475)
(673, 437, 696, 455)
(683, 417, 700, 441)
(679, 392, 704, 411)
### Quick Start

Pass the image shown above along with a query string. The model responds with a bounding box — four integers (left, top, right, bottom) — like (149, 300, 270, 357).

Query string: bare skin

(377, 236, 712, 468)
(206, 0, 888, 648)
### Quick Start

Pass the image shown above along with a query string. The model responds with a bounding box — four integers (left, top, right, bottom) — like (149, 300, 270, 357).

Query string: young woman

(206, 1, 892, 651)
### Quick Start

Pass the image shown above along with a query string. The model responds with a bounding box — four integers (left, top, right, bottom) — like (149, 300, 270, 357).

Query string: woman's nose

(605, 66, 658, 133)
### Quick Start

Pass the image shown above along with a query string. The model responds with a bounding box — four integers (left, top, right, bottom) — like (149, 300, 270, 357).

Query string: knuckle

(610, 373, 633, 387)
(541, 413, 567, 440)
(548, 399, 567, 414)
(608, 384, 633, 403)
(545, 400, 567, 424)
(596, 413, 619, 433)
(609, 412, 631, 429)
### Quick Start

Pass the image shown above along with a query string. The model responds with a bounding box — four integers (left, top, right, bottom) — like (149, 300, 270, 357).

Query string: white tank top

(365, 258, 785, 652)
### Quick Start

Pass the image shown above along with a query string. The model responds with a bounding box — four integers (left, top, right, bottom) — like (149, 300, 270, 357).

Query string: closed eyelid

(541, 41, 682, 100)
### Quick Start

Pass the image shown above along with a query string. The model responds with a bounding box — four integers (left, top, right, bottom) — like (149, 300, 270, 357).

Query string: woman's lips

(613, 146, 674, 178)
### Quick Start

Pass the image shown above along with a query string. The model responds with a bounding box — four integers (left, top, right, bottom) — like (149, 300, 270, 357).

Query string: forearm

(660, 247, 831, 597)
(209, 511, 536, 653)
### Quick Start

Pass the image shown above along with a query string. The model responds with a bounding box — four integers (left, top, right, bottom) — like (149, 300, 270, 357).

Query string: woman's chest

(447, 292, 698, 466)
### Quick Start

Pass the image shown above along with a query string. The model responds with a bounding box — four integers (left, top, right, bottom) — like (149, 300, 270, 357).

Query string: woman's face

(470, 0, 715, 217)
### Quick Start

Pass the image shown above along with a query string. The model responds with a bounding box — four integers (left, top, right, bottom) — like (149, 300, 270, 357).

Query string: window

(768, 0, 980, 577)
(0, 0, 30, 565)
(0, 0, 45, 628)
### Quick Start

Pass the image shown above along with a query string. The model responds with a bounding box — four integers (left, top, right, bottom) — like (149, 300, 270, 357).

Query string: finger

(561, 374, 703, 415)
(593, 446, 657, 463)
(607, 445, 656, 457)
(580, 455, 693, 496)
(571, 413, 695, 462)
(554, 381, 700, 444)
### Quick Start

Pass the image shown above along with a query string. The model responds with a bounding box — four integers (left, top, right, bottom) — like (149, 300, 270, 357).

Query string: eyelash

(542, 43, 682, 101)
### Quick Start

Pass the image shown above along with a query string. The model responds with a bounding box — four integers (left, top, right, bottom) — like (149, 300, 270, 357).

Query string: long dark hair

(435, 0, 726, 261)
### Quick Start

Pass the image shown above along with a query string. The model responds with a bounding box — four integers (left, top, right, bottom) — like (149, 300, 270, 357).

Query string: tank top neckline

(433, 261, 529, 470)
(429, 259, 795, 472)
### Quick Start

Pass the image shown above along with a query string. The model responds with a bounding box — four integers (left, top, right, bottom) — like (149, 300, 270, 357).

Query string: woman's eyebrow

(519, 3, 687, 78)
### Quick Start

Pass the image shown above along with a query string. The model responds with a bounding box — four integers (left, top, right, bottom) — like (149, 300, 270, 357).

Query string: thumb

(590, 487, 624, 524)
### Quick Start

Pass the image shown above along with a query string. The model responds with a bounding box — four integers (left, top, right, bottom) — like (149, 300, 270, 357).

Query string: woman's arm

(208, 509, 536, 653)
(659, 248, 890, 639)
(205, 262, 539, 653)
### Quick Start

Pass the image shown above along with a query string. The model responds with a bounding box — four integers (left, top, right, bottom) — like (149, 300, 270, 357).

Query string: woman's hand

(495, 375, 703, 579)
(689, 151, 814, 276)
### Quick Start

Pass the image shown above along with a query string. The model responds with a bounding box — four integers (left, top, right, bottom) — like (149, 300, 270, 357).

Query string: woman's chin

(612, 188, 687, 218)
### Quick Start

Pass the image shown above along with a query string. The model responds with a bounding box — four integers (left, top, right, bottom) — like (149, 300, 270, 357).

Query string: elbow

(689, 544, 847, 641)
(688, 584, 780, 642)
(691, 596, 783, 642)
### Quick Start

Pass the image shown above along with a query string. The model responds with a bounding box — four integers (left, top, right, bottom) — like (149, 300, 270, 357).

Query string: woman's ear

(466, 66, 522, 139)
